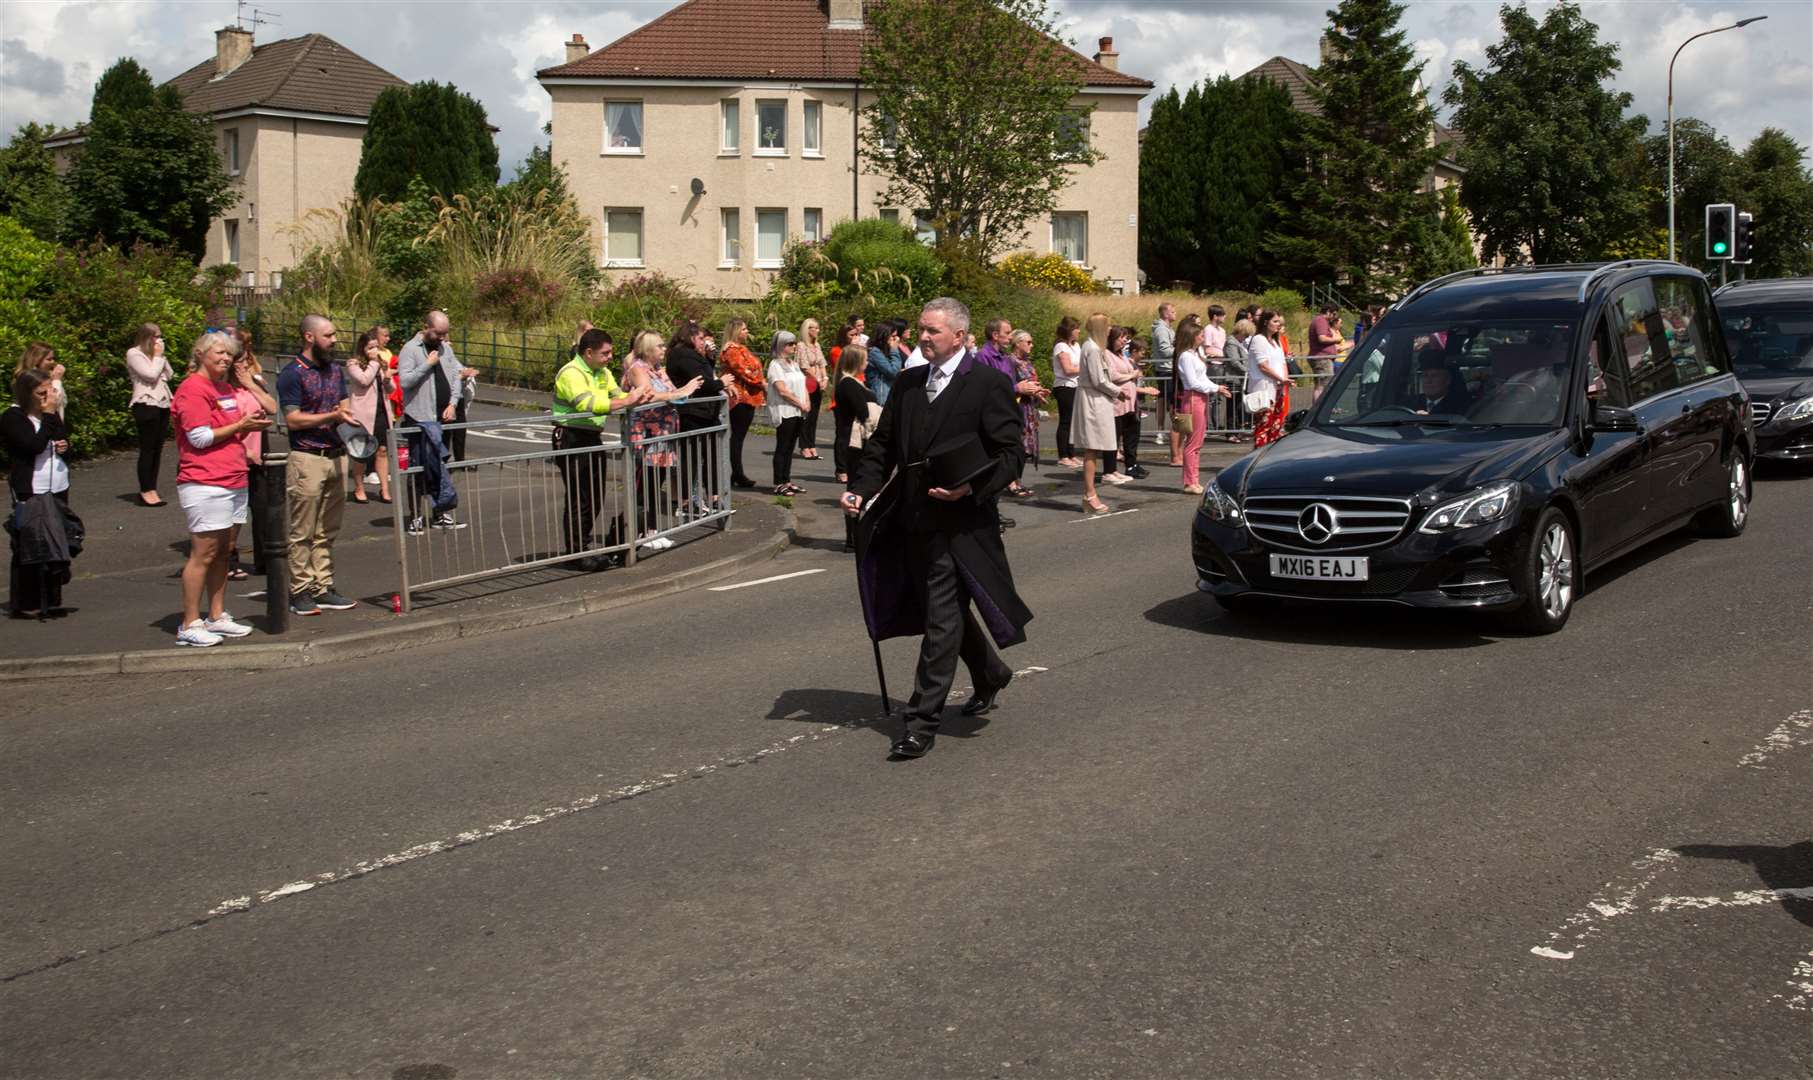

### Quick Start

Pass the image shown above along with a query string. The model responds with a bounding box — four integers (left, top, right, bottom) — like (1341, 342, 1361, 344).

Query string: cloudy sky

(3, 0, 1808, 169)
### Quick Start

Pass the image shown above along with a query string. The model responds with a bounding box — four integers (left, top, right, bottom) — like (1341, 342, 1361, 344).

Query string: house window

(878, 208, 900, 226)
(241, 269, 256, 287)
(756, 100, 786, 155)
(720, 100, 739, 154)
(803, 101, 822, 156)
(605, 101, 643, 153)
(912, 211, 937, 246)
(269, 270, 283, 290)
(1056, 111, 1090, 162)
(224, 128, 240, 175)
(721, 208, 741, 266)
(1051, 212, 1088, 264)
(225, 219, 240, 264)
(605, 209, 643, 267)
(877, 112, 898, 151)
(803, 208, 823, 243)
(756, 209, 786, 267)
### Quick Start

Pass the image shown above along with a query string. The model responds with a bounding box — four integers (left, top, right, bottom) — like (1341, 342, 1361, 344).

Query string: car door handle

(1682, 403, 1692, 414)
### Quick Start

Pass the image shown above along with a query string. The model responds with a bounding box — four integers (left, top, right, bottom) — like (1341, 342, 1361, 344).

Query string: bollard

(256, 451, 291, 634)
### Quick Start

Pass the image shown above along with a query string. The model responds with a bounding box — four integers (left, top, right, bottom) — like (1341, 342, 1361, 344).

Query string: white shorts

(178, 483, 249, 533)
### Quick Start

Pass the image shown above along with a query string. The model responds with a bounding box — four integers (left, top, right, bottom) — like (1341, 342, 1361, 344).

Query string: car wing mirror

(1591, 403, 1640, 433)
(1284, 409, 1308, 433)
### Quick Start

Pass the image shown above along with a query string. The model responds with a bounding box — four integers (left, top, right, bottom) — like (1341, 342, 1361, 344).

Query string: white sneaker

(653, 536, 675, 550)
(175, 620, 223, 647)
(204, 612, 254, 638)
(364, 474, 381, 487)
(1102, 472, 1130, 485)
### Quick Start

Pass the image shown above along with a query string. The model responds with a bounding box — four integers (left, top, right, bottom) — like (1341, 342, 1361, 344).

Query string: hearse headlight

(1419, 480, 1520, 533)
(1773, 394, 1813, 425)
(1201, 480, 1243, 523)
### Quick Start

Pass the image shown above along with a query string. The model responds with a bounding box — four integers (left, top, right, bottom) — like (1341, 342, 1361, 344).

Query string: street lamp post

(1668, 16, 1766, 263)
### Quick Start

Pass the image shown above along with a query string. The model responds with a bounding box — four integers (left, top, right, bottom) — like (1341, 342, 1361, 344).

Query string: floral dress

(627, 359, 680, 467)
(1011, 354, 1042, 467)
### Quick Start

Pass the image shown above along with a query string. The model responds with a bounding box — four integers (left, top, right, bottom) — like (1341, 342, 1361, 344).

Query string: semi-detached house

(537, 0, 1152, 298)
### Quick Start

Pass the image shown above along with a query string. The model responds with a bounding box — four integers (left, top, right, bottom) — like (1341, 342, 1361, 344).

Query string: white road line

(1650, 887, 1813, 913)
(197, 663, 1054, 925)
(1528, 848, 1681, 961)
(1779, 950, 1813, 1012)
(708, 568, 827, 591)
(1738, 708, 1813, 770)
(1068, 508, 1141, 523)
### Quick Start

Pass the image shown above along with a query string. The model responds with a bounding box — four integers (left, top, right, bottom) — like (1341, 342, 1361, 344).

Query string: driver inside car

(1413, 356, 1472, 415)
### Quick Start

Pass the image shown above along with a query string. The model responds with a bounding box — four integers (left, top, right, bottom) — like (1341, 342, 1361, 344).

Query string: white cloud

(1, 0, 1805, 168)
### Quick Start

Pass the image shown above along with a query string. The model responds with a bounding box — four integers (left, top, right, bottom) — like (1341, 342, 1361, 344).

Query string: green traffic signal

(1713, 241, 1728, 254)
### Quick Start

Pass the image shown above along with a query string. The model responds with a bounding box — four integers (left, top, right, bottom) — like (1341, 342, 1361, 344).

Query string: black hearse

(1193, 261, 1755, 633)
(1715, 277, 1813, 464)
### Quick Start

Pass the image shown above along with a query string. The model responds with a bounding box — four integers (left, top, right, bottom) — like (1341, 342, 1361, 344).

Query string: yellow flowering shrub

(994, 252, 1110, 295)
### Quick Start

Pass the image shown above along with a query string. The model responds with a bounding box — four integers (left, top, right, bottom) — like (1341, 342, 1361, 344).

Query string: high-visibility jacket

(552, 356, 624, 430)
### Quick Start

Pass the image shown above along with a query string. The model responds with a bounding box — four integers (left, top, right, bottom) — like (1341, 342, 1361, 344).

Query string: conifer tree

(90, 58, 157, 116)
(1137, 88, 1199, 287)
(1201, 75, 1301, 290)
(355, 82, 500, 203)
(1268, 0, 1440, 299)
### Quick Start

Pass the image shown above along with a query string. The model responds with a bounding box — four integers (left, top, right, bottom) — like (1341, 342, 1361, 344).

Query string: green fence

(240, 308, 571, 390)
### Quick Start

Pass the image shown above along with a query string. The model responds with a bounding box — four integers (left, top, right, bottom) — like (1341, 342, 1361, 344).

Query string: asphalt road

(3, 458, 1810, 1079)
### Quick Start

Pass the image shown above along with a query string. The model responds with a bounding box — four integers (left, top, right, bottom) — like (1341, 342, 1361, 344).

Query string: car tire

(1694, 453, 1750, 538)
(1510, 507, 1578, 635)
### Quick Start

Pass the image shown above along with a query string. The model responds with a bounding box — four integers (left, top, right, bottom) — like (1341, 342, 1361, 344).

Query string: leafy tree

(1269, 0, 1441, 299)
(90, 58, 157, 115)
(354, 81, 500, 202)
(0, 123, 71, 242)
(1138, 87, 1199, 288)
(1737, 128, 1813, 278)
(1641, 117, 1741, 271)
(63, 70, 238, 259)
(1444, 2, 1649, 264)
(858, 0, 1099, 259)
(1201, 75, 1302, 291)
(1406, 185, 1477, 282)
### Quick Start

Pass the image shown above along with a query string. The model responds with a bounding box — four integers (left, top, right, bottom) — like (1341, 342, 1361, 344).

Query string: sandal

(1007, 485, 1036, 499)
(1082, 497, 1111, 514)
(227, 566, 249, 581)
(800, 449, 820, 460)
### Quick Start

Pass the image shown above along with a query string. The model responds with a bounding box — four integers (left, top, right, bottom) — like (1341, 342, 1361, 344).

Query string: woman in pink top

(169, 331, 271, 647)
(126, 322, 175, 506)
(345, 332, 394, 504)
(225, 340, 278, 580)
(1099, 326, 1156, 483)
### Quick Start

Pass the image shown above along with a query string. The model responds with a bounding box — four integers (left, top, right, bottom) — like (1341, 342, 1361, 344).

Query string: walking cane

(871, 637, 893, 717)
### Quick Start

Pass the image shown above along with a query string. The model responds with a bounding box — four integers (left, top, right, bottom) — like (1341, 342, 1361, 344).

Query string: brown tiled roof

(538, 0, 1151, 89)
(1245, 55, 1321, 115)
(164, 33, 406, 119)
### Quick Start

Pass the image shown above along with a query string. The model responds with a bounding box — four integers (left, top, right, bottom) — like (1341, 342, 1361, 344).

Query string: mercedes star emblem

(1297, 502, 1339, 544)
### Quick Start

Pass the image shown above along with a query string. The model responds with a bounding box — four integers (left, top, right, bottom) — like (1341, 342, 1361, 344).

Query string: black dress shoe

(889, 731, 934, 759)
(960, 671, 1013, 715)
(732, 477, 758, 490)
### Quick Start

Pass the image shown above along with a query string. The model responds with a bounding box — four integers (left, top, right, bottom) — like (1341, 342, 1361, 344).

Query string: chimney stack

(565, 33, 589, 63)
(1093, 36, 1119, 72)
(827, 0, 863, 31)
(215, 25, 254, 79)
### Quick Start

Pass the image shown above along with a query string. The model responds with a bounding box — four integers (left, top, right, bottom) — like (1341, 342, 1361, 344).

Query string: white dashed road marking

(707, 568, 827, 591)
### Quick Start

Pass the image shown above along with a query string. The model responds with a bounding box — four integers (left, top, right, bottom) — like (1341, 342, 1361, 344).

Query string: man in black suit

(842, 298, 1032, 760)
(1414, 361, 1472, 416)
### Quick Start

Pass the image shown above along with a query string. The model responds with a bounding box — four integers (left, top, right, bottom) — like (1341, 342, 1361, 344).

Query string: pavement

(2, 390, 1232, 672)
(2, 434, 1809, 1077)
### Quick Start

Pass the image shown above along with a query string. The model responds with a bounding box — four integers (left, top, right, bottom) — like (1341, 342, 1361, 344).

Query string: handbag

(1243, 381, 1276, 414)
(1171, 410, 1194, 435)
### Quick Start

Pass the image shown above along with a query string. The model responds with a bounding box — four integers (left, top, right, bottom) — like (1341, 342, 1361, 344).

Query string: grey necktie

(926, 366, 948, 402)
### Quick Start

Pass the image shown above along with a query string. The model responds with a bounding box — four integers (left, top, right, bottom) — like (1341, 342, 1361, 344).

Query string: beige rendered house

(45, 27, 404, 287)
(538, 0, 1152, 298)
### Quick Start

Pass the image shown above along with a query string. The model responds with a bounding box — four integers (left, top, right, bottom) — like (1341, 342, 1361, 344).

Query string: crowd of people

(3, 299, 1339, 639)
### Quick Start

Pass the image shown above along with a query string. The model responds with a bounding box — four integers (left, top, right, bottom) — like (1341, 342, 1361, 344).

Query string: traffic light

(1734, 211, 1755, 265)
(1705, 203, 1736, 260)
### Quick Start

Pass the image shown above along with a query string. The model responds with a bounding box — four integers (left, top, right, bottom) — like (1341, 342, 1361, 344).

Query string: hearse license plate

(1269, 554, 1370, 581)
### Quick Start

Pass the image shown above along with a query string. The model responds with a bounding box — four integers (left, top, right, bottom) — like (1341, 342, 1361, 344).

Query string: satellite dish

(690, 177, 706, 197)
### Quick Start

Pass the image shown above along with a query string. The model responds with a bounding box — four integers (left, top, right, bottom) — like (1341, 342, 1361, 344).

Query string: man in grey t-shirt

(1151, 302, 1178, 460)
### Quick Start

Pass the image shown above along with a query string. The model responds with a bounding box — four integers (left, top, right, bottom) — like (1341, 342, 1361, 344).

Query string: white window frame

(720, 99, 740, 155)
(803, 100, 822, 157)
(603, 100, 644, 155)
(604, 208, 644, 268)
(1056, 111, 1090, 163)
(803, 207, 824, 244)
(721, 208, 741, 267)
(224, 128, 240, 175)
(755, 208, 786, 268)
(878, 113, 899, 151)
(1050, 212, 1088, 266)
(225, 219, 240, 264)
(878, 208, 901, 226)
(755, 99, 787, 156)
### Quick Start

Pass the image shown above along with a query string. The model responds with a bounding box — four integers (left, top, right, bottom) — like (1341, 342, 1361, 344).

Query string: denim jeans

(408, 421, 458, 515)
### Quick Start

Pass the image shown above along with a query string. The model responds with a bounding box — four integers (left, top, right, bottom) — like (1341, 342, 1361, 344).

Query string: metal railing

(386, 396, 732, 612)
(1138, 356, 1342, 438)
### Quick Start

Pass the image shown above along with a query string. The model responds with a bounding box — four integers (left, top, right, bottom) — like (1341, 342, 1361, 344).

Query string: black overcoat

(848, 354, 1032, 649)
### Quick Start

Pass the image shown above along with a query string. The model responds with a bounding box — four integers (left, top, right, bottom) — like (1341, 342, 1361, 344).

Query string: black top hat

(925, 433, 995, 490)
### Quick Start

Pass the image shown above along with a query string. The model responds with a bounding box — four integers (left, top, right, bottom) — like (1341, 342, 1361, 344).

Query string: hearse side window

(1586, 317, 1632, 408)
(1610, 280, 1677, 401)
(1654, 276, 1724, 382)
